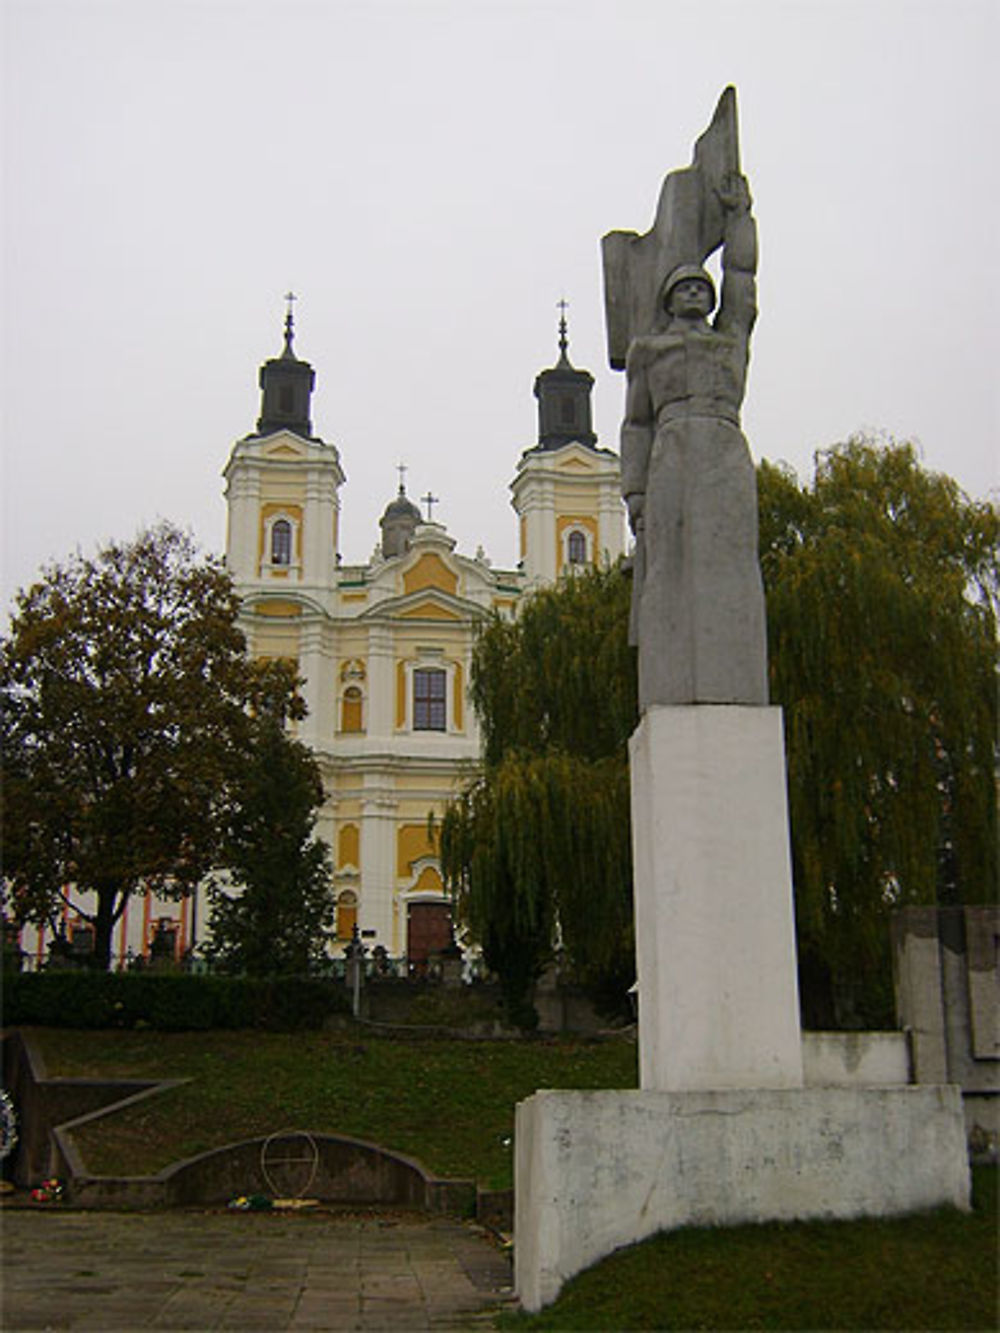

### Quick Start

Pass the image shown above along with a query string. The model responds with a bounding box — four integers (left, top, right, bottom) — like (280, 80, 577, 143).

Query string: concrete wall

(60, 1131, 476, 1214)
(893, 906, 999, 1160)
(801, 1031, 908, 1087)
(1, 1030, 166, 1187)
(515, 1084, 970, 1312)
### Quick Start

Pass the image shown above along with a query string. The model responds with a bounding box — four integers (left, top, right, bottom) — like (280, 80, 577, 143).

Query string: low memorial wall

(893, 905, 999, 1161)
(515, 1084, 969, 1312)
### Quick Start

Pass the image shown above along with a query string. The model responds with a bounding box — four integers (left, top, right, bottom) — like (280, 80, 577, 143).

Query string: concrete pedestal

(514, 1085, 970, 1312)
(630, 706, 803, 1090)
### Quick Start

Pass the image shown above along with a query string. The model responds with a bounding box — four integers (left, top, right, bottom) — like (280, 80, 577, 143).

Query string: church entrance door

(407, 901, 452, 977)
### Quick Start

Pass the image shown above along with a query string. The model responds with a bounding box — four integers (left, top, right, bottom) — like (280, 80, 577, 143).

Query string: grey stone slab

(294, 1295, 361, 1311)
(292, 1316, 365, 1333)
(221, 1316, 296, 1330)
(72, 1314, 156, 1330)
(360, 1310, 430, 1331)
(3, 1317, 72, 1331)
(1, 1209, 517, 1331)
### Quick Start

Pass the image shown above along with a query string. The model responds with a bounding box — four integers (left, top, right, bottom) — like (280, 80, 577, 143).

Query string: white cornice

(313, 743, 482, 775)
(222, 430, 346, 487)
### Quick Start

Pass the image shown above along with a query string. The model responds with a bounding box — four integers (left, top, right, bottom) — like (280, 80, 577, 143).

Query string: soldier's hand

(717, 171, 751, 213)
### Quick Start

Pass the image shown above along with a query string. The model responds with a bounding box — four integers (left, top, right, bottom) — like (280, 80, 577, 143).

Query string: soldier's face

(668, 280, 713, 318)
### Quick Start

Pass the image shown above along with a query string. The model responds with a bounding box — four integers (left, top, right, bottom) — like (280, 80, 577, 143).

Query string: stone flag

(602, 85, 740, 369)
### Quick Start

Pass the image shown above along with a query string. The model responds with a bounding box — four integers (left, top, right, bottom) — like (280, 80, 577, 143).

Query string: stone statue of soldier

(603, 88, 769, 713)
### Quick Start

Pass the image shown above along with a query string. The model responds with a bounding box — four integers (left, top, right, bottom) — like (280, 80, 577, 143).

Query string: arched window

(271, 519, 292, 566)
(567, 529, 588, 565)
(341, 686, 363, 733)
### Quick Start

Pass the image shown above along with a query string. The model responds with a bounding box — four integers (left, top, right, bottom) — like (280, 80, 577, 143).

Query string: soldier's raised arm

(716, 172, 757, 339)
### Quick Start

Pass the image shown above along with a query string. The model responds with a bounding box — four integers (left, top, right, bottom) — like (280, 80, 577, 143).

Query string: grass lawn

(500, 1166, 998, 1331)
(28, 1025, 637, 1188)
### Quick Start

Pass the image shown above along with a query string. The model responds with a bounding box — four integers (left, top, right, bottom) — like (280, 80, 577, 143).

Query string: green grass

(29, 1025, 637, 1188)
(500, 1167, 998, 1331)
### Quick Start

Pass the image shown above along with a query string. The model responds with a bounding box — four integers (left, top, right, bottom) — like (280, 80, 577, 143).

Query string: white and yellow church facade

(222, 308, 623, 968)
(16, 310, 622, 971)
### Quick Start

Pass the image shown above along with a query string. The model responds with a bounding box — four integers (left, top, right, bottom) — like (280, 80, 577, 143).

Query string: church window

(341, 686, 363, 733)
(560, 395, 576, 425)
(413, 668, 446, 731)
(567, 529, 587, 565)
(271, 519, 292, 566)
(279, 385, 295, 414)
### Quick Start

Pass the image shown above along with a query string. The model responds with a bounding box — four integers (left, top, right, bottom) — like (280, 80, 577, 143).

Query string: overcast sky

(3, 0, 997, 615)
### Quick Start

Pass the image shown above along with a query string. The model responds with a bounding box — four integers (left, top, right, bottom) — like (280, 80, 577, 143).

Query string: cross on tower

(396, 462, 408, 492)
(421, 491, 439, 522)
(557, 297, 569, 356)
(283, 291, 297, 351)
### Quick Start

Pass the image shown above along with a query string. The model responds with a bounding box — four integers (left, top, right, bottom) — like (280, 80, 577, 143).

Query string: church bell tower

(511, 307, 623, 586)
(223, 296, 345, 592)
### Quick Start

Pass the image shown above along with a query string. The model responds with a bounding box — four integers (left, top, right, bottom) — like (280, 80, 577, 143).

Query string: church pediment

(242, 591, 326, 619)
(398, 599, 461, 621)
(261, 434, 309, 459)
(402, 552, 459, 597)
(360, 582, 486, 624)
(224, 431, 344, 487)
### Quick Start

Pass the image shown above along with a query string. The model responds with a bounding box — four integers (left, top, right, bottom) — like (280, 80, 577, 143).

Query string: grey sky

(3, 0, 997, 614)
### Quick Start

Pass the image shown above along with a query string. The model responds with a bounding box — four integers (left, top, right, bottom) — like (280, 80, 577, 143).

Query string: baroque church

(222, 305, 623, 970)
(16, 306, 622, 971)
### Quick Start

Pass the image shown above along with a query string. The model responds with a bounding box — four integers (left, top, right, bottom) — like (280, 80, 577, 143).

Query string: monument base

(631, 706, 803, 1091)
(514, 1085, 970, 1312)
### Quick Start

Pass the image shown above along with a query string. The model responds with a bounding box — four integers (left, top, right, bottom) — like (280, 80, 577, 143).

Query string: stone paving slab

(0, 1207, 517, 1331)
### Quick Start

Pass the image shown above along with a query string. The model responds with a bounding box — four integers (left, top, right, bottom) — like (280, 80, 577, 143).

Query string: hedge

(1, 971, 352, 1031)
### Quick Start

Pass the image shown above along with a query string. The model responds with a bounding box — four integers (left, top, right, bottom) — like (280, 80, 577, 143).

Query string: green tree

(440, 564, 637, 1027)
(1, 524, 301, 970)
(759, 437, 998, 1025)
(443, 440, 997, 1031)
(204, 715, 334, 976)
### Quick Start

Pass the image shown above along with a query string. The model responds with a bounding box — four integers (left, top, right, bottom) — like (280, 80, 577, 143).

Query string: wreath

(0, 1088, 17, 1161)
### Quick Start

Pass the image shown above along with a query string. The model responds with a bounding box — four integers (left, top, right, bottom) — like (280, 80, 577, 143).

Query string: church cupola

(380, 470, 422, 558)
(255, 293, 316, 438)
(532, 303, 597, 451)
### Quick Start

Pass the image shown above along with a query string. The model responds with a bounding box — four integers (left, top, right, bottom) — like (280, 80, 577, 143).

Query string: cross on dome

(283, 290, 298, 355)
(557, 297, 570, 359)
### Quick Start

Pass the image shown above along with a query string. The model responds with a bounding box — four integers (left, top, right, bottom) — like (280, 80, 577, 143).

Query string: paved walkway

(1, 1207, 517, 1330)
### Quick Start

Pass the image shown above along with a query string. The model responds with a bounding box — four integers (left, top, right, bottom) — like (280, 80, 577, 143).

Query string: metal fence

(3, 946, 487, 985)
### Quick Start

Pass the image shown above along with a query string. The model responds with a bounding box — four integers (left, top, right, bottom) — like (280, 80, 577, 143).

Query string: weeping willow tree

(444, 440, 996, 1030)
(759, 437, 998, 1026)
(439, 564, 637, 1027)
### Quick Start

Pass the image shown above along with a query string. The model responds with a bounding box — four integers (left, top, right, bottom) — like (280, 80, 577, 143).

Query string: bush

(1, 971, 350, 1031)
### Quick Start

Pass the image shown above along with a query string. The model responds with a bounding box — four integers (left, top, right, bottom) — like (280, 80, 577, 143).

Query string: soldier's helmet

(661, 265, 716, 312)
